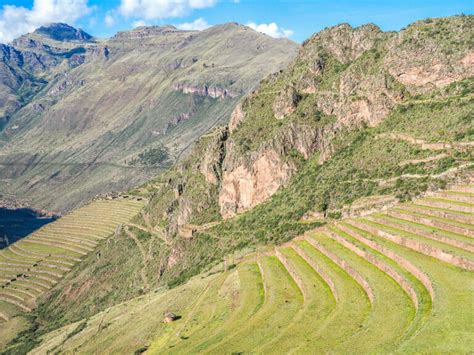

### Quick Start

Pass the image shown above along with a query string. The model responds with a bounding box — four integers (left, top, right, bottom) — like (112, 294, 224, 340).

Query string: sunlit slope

(0, 198, 143, 334)
(29, 186, 473, 354)
(0, 24, 298, 213)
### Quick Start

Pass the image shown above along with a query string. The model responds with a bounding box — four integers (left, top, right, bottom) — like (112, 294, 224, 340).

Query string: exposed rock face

(85, 46, 109, 61)
(272, 85, 299, 119)
(303, 23, 384, 64)
(219, 148, 295, 218)
(199, 127, 228, 184)
(218, 123, 336, 218)
(49, 76, 86, 96)
(281, 123, 336, 161)
(173, 83, 237, 99)
(228, 103, 245, 132)
(383, 16, 474, 93)
(316, 65, 404, 127)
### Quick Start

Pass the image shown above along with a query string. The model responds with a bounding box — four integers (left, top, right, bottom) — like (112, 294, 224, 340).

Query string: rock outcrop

(173, 83, 237, 99)
(383, 16, 474, 93)
(302, 23, 384, 64)
(219, 148, 295, 218)
(49, 76, 86, 96)
(218, 122, 337, 218)
(34, 23, 93, 42)
(228, 103, 245, 132)
(199, 127, 228, 184)
(272, 85, 299, 119)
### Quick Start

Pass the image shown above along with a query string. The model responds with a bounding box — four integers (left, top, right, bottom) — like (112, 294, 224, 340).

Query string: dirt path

(140, 211, 168, 244)
(379, 133, 474, 151)
(398, 153, 448, 166)
(340, 162, 473, 186)
(124, 226, 150, 291)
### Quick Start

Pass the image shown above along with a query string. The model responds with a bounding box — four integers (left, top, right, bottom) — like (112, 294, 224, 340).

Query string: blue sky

(0, 0, 472, 43)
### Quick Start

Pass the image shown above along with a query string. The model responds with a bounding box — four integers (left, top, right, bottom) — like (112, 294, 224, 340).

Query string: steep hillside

(16, 15, 472, 331)
(0, 197, 144, 349)
(130, 15, 473, 282)
(7, 184, 474, 353)
(0, 23, 92, 129)
(0, 23, 298, 212)
(1, 15, 472, 353)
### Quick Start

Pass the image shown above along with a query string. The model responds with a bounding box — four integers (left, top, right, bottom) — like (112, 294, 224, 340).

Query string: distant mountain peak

(111, 25, 183, 41)
(34, 23, 93, 42)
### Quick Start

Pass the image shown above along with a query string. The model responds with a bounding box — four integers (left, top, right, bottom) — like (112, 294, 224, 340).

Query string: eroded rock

(219, 149, 296, 219)
(199, 127, 228, 184)
(272, 85, 299, 119)
(229, 103, 245, 133)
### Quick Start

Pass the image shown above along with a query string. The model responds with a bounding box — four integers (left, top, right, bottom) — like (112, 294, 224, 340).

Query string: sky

(0, 0, 472, 44)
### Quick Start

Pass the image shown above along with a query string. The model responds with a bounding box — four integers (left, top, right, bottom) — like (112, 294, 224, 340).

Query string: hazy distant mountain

(0, 23, 298, 212)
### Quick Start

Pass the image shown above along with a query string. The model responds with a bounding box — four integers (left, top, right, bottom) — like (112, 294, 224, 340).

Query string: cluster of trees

(127, 146, 172, 167)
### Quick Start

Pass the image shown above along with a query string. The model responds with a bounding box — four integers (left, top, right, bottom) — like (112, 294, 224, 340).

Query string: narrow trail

(338, 162, 473, 186)
(140, 210, 168, 244)
(398, 153, 448, 167)
(378, 132, 474, 151)
(124, 226, 150, 291)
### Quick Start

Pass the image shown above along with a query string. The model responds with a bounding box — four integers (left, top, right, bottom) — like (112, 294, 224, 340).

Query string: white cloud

(246, 22, 294, 39)
(104, 13, 115, 27)
(133, 20, 147, 28)
(176, 17, 210, 31)
(0, 0, 93, 43)
(119, 0, 216, 20)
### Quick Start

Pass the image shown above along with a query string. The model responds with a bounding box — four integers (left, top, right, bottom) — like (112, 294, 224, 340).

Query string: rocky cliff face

(199, 127, 228, 184)
(173, 82, 238, 98)
(146, 15, 473, 225)
(219, 147, 296, 218)
(218, 121, 338, 218)
(383, 16, 474, 93)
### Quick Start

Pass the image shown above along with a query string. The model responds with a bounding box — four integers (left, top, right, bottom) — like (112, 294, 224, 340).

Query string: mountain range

(0, 15, 473, 354)
(0, 22, 297, 212)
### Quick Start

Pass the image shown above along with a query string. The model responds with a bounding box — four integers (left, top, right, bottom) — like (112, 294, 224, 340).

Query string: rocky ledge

(173, 83, 237, 99)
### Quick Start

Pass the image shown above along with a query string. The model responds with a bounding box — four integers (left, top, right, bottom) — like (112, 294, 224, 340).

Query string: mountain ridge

(0, 15, 473, 353)
(0, 22, 298, 213)
(16, 15, 471, 331)
(33, 23, 94, 42)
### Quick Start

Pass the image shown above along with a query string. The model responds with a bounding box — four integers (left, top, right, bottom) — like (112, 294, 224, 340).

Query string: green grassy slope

(114, 15, 473, 291)
(158, 92, 473, 287)
(2, 16, 472, 353)
(0, 198, 143, 349)
(14, 186, 472, 354)
(27, 17, 473, 329)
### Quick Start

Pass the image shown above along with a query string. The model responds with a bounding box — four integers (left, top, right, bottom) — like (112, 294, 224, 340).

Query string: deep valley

(0, 8, 472, 355)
